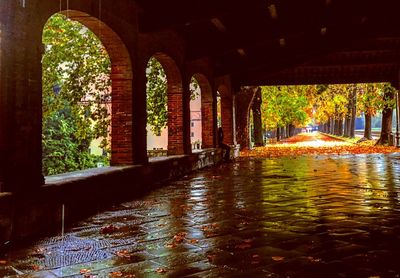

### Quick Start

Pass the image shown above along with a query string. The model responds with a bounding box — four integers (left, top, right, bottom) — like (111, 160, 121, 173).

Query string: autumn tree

(376, 84, 396, 145)
(357, 83, 386, 140)
(261, 86, 309, 140)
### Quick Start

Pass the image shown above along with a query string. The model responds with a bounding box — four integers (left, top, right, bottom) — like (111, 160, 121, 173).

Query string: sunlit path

(242, 132, 400, 158)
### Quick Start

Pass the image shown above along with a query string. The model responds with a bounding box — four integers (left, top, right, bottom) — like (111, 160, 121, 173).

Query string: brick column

(221, 96, 234, 145)
(167, 81, 185, 155)
(132, 69, 149, 164)
(198, 76, 214, 148)
(0, 2, 44, 191)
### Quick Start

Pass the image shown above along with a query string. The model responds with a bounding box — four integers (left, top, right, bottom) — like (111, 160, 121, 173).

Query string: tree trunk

(334, 118, 340, 135)
(280, 126, 285, 139)
(377, 88, 394, 145)
(377, 108, 393, 145)
(338, 118, 343, 136)
(344, 116, 351, 137)
(276, 127, 280, 142)
(349, 88, 357, 138)
(289, 124, 295, 137)
(251, 88, 264, 147)
(364, 113, 372, 140)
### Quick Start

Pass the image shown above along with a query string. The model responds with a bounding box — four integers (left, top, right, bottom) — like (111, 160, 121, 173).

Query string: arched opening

(217, 92, 222, 128)
(146, 53, 184, 157)
(190, 77, 202, 150)
(146, 57, 168, 156)
(42, 11, 133, 176)
(192, 74, 214, 149)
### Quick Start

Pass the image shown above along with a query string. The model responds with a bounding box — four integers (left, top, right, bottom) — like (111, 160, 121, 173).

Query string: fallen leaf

(235, 243, 251, 250)
(156, 267, 167, 274)
(307, 256, 322, 263)
(271, 256, 285, 262)
(80, 269, 91, 274)
(116, 249, 130, 258)
(0, 260, 7, 265)
(101, 225, 119, 234)
(109, 271, 123, 277)
(207, 254, 216, 262)
(31, 264, 42, 271)
(189, 239, 199, 244)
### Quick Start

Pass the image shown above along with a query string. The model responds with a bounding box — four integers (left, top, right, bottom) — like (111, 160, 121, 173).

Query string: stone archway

(150, 52, 184, 156)
(191, 73, 214, 149)
(44, 10, 133, 166)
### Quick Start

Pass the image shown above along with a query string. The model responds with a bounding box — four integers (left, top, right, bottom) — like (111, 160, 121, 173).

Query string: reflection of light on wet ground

(3, 154, 400, 277)
(281, 139, 349, 147)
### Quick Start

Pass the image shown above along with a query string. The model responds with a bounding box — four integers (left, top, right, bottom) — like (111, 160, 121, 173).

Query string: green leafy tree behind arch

(42, 14, 111, 175)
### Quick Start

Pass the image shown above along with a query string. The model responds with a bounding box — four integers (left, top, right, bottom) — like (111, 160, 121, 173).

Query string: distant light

(320, 27, 327, 36)
(237, 48, 246, 56)
(279, 38, 286, 47)
(268, 4, 278, 19)
(211, 18, 227, 32)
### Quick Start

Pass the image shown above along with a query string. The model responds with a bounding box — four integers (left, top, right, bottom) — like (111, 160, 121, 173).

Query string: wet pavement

(2, 153, 400, 277)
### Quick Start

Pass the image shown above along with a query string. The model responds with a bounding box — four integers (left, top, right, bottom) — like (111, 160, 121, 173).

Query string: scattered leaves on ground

(241, 133, 400, 158)
(109, 271, 135, 277)
(101, 225, 119, 234)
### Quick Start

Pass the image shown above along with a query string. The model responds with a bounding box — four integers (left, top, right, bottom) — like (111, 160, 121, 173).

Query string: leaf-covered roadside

(242, 133, 400, 158)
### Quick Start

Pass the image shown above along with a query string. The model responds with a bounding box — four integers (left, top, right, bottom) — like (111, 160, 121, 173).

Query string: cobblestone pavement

(2, 154, 400, 277)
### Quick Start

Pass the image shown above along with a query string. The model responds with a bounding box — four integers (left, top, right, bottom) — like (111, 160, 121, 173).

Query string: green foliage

(42, 14, 111, 175)
(190, 77, 200, 101)
(146, 57, 168, 136)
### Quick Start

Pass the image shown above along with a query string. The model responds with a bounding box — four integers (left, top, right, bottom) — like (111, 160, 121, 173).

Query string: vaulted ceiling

(136, 0, 400, 86)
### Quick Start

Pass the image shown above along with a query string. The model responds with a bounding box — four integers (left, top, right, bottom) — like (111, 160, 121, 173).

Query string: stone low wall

(0, 148, 238, 251)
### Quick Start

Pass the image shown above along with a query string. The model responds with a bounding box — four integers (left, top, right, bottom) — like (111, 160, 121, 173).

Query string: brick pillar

(197, 76, 214, 148)
(132, 69, 149, 164)
(221, 96, 234, 145)
(0, 2, 44, 191)
(167, 81, 185, 155)
(201, 98, 215, 148)
(235, 87, 257, 150)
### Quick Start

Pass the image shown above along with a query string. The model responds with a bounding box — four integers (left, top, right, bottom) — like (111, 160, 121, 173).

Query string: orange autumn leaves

(241, 133, 400, 158)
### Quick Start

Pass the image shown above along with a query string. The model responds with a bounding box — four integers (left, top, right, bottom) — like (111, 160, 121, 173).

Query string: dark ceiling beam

(239, 63, 400, 86)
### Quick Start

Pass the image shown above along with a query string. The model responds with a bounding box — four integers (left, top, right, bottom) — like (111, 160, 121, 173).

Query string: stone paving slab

(2, 154, 400, 277)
